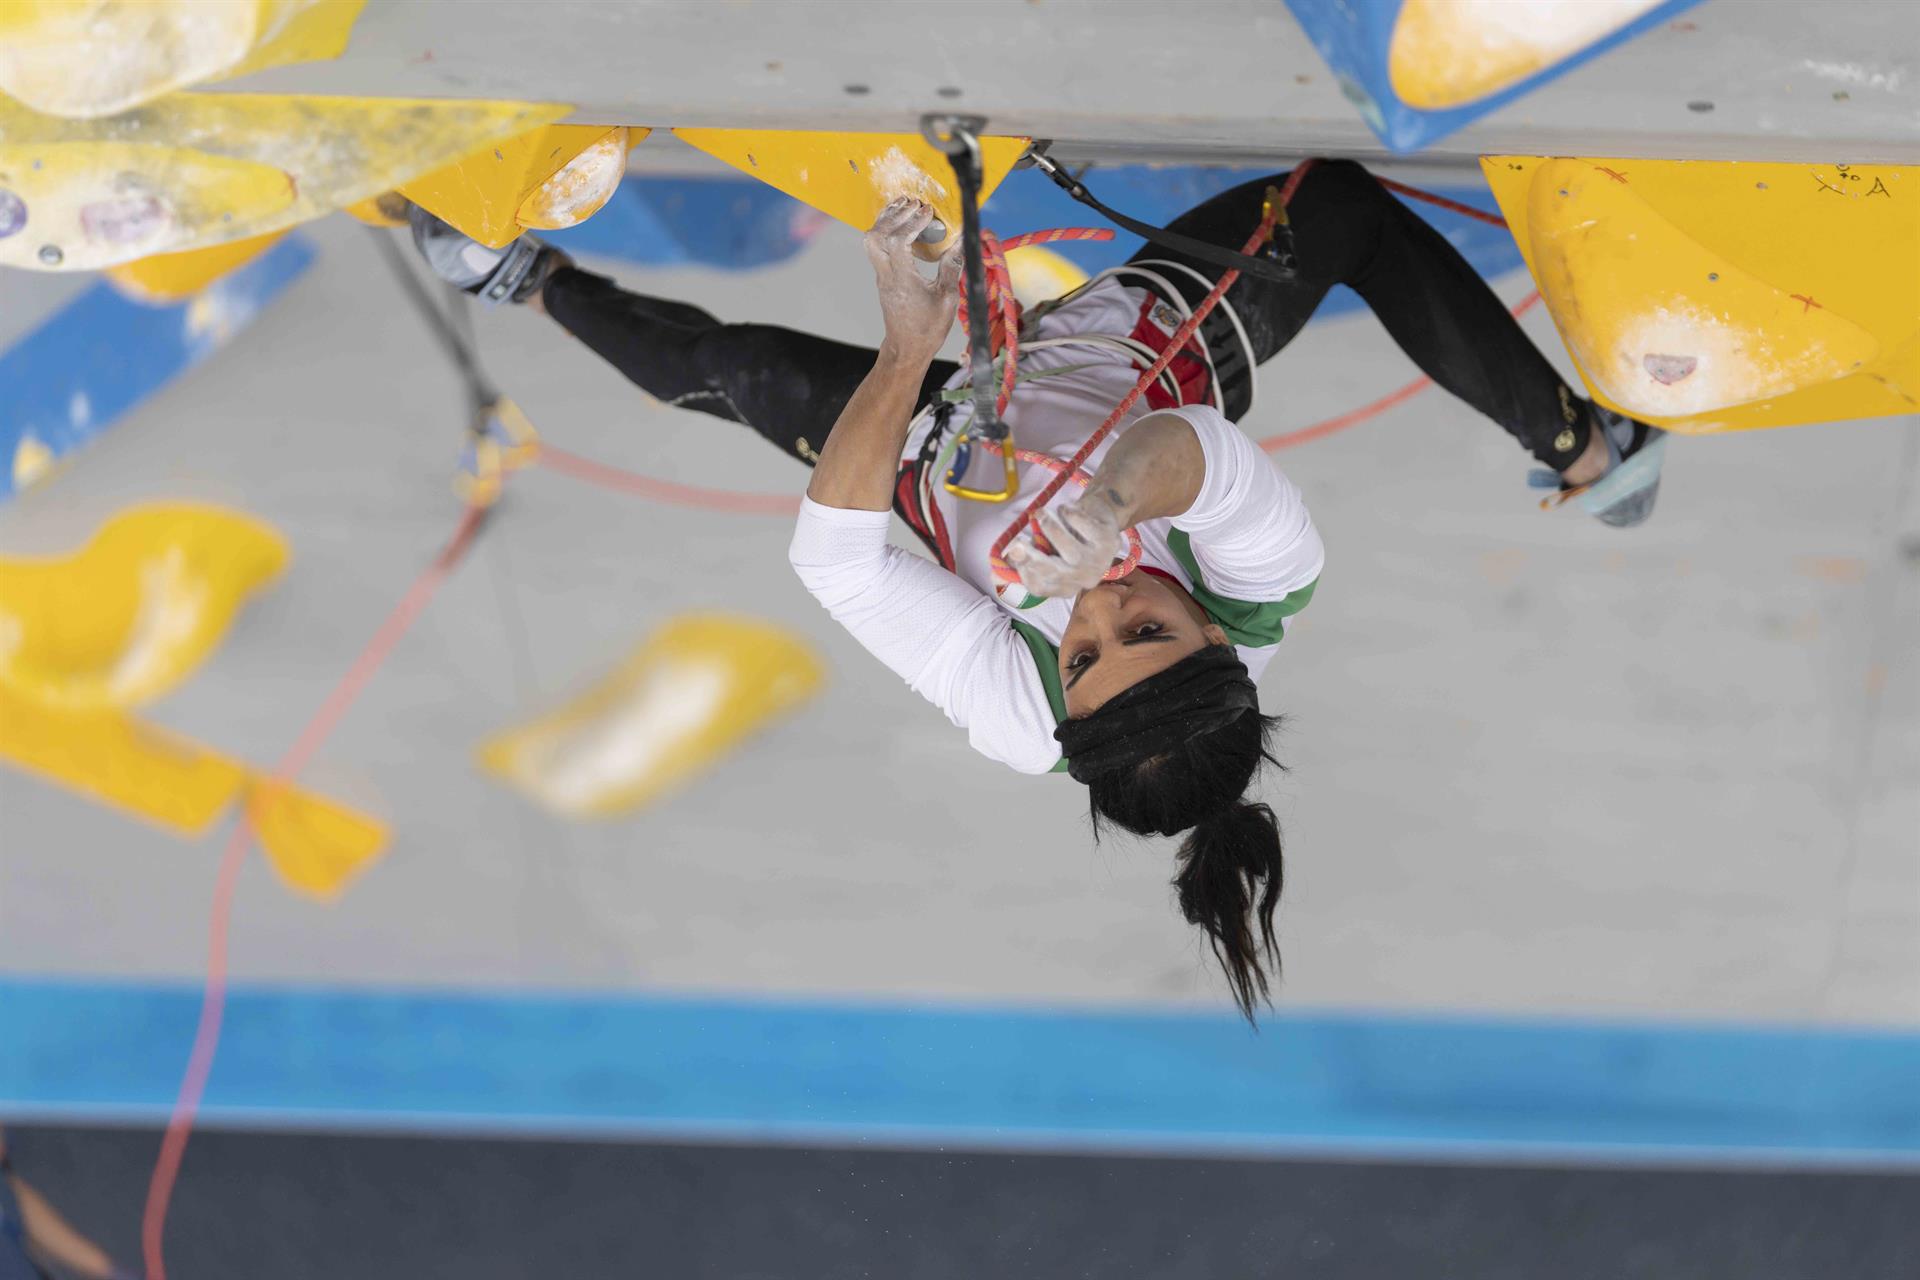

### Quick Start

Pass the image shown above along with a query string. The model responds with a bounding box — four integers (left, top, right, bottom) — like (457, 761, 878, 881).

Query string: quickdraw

(921, 114, 1317, 597)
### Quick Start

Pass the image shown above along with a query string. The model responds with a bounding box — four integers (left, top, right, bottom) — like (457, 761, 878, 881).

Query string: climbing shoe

(1529, 403, 1667, 528)
(407, 204, 559, 305)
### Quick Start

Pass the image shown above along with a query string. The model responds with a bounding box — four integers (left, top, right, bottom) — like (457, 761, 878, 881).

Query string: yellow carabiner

(942, 430, 1021, 503)
(1259, 185, 1288, 235)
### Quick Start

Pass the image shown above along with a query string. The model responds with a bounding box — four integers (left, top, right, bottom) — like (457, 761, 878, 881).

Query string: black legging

(540, 160, 1591, 470)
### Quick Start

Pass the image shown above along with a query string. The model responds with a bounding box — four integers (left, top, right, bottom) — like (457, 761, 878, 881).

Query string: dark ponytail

(1084, 710, 1286, 1022)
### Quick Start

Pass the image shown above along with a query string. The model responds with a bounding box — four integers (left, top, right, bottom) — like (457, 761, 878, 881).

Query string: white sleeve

(788, 498, 1064, 774)
(1160, 405, 1324, 608)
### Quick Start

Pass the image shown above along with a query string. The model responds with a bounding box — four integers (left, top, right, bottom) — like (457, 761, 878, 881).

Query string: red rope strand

(989, 160, 1321, 565)
(537, 442, 800, 516)
(141, 503, 488, 1280)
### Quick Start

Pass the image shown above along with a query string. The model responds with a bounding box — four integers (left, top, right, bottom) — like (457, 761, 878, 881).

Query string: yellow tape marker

(0, 688, 250, 835)
(0, 93, 572, 271)
(1482, 156, 1919, 433)
(672, 127, 1028, 257)
(247, 778, 388, 901)
(0, 0, 368, 119)
(480, 613, 826, 819)
(0, 688, 388, 897)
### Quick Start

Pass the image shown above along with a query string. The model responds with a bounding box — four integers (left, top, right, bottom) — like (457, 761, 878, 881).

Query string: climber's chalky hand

(866, 199, 962, 367)
(1005, 495, 1127, 599)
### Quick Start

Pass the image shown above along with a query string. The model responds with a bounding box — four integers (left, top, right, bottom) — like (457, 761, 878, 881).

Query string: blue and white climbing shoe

(1528, 404, 1667, 529)
(407, 204, 558, 305)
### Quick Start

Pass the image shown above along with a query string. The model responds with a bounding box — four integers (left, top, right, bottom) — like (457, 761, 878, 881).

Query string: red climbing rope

(141, 502, 489, 1280)
(1374, 176, 1510, 228)
(538, 442, 801, 516)
(988, 160, 1321, 567)
(955, 227, 1116, 414)
(527, 175, 1516, 521)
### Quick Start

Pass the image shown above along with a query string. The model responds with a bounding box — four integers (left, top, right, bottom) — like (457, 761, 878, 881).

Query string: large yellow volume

(1483, 156, 1918, 434)
(0, 0, 368, 119)
(0, 505, 289, 711)
(673, 128, 1028, 258)
(480, 614, 826, 819)
(0, 93, 571, 271)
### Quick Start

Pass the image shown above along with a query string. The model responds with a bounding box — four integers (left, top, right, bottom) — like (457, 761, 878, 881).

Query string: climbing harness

(920, 114, 1313, 599)
(1023, 141, 1303, 286)
(985, 164, 1305, 591)
(913, 138, 1558, 600)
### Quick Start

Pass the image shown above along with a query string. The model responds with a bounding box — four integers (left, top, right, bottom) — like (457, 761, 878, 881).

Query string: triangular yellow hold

(0, 93, 571, 271)
(247, 778, 389, 901)
(106, 230, 291, 306)
(401, 124, 644, 249)
(0, 504, 288, 712)
(673, 128, 1028, 257)
(1484, 155, 1919, 434)
(0, 0, 367, 119)
(480, 613, 826, 819)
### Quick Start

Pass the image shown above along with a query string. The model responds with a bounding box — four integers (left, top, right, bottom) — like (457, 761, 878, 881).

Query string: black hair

(1085, 710, 1285, 1023)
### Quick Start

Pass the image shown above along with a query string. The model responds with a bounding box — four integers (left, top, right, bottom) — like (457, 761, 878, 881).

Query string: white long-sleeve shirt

(789, 277, 1323, 774)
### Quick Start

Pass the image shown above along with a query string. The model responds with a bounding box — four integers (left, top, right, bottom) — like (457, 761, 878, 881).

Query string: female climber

(409, 160, 1664, 1020)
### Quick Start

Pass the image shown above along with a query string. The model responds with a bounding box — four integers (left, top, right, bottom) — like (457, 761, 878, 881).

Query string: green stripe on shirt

(1011, 619, 1072, 774)
(1166, 528, 1318, 648)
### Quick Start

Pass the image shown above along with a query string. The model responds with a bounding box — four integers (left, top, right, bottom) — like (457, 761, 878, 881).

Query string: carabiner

(942, 431, 1021, 503)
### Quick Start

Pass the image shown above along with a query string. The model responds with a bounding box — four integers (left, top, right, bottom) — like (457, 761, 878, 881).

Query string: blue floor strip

(5, 979, 1918, 1162)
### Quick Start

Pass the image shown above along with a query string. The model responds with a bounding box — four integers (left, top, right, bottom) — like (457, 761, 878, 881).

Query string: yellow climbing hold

(0, 502, 389, 897)
(0, 93, 571, 272)
(0, 0, 368, 119)
(401, 124, 644, 249)
(247, 778, 388, 900)
(1389, 0, 1662, 110)
(1005, 244, 1091, 309)
(480, 614, 826, 819)
(673, 127, 1028, 258)
(516, 127, 634, 231)
(106, 230, 291, 306)
(1484, 155, 1919, 433)
(10, 436, 56, 492)
(0, 504, 289, 711)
